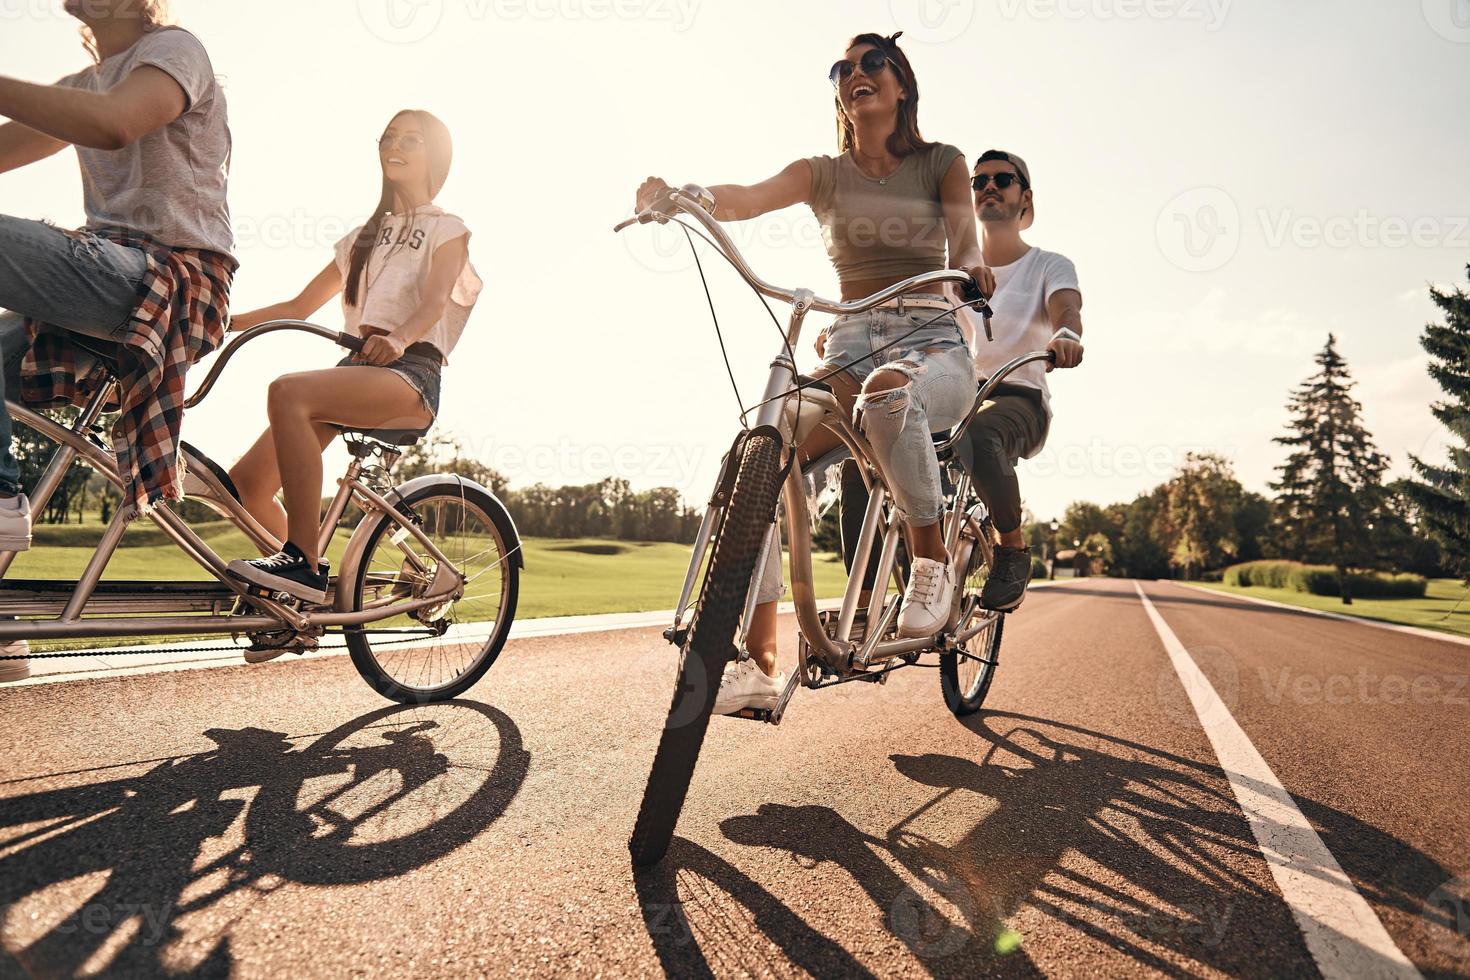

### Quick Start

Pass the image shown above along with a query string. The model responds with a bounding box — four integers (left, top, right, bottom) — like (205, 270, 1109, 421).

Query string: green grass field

(1193, 579, 1470, 640)
(11, 519, 851, 622)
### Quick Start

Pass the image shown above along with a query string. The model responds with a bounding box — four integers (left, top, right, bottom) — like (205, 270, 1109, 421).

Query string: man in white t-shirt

(956, 150, 1084, 611)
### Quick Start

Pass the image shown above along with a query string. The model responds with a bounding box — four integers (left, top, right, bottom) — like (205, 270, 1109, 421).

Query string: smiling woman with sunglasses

(633, 31, 993, 716)
(211, 110, 482, 610)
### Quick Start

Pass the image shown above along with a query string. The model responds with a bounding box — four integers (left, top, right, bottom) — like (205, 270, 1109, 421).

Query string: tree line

(16, 268, 1470, 583)
(1041, 268, 1470, 597)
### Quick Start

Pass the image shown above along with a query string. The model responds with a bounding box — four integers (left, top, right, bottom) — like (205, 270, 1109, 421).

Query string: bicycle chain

(4, 631, 450, 661)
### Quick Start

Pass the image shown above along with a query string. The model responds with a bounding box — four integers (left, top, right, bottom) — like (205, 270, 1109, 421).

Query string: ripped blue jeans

(0, 215, 147, 494)
(750, 300, 977, 605)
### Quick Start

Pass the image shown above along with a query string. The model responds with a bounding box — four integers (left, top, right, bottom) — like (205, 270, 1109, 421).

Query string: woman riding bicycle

(217, 109, 481, 604)
(634, 31, 993, 715)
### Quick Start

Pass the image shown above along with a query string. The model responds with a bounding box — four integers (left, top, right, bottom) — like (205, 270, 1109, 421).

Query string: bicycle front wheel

(629, 431, 784, 866)
(940, 516, 1004, 716)
(343, 480, 520, 704)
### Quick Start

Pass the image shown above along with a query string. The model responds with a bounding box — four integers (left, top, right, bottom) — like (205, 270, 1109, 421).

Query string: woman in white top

(222, 109, 481, 604)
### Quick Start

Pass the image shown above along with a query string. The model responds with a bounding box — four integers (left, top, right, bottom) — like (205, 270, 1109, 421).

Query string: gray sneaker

(981, 545, 1033, 612)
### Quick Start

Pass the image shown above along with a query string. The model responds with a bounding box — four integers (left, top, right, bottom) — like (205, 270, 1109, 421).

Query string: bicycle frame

(0, 322, 467, 644)
(642, 188, 1054, 703)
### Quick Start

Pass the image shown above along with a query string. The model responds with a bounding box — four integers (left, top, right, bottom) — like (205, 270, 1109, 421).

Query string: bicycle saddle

(67, 334, 123, 374)
(795, 374, 832, 394)
(332, 424, 429, 447)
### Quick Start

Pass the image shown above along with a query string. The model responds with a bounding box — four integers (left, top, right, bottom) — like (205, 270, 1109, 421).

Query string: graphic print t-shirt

(332, 205, 482, 362)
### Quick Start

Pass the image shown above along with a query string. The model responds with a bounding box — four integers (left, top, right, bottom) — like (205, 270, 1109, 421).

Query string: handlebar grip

(337, 332, 365, 353)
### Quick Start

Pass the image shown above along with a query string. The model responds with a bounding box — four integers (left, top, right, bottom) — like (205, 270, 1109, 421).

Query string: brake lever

(960, 278, 995, 342)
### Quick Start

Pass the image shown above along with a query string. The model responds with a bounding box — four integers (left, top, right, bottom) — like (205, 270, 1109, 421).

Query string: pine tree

(1271, 334, 1388, 603)
(1406, 268, 1470, 581)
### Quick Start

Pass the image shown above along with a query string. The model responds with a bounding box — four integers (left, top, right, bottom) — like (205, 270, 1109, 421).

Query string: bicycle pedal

(728, 706, 774, 723)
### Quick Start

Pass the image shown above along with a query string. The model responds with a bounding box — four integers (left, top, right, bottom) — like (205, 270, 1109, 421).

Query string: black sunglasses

(971, 172, 1024, 192)
(828, 48, 892, 88)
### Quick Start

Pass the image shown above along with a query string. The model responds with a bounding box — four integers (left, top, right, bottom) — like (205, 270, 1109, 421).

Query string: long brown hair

(80, 0, 173, 63)
(344, 109, 454, 309)
(835, 31, 933, 159)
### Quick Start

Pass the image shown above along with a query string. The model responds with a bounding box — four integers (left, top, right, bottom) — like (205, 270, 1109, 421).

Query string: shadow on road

(0, 700, 530, 978)
(636, 710, 1460, 977)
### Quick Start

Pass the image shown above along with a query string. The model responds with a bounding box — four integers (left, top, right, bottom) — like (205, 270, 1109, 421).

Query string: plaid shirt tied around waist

(21, 228, 235, 517)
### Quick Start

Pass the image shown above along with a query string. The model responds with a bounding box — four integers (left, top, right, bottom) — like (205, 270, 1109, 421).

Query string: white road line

(1134, 582, 1421, 979)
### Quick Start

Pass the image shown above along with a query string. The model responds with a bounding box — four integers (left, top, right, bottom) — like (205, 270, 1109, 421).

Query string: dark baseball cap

(974, 149, 1033, 228)
(975, 149, 1031, 189)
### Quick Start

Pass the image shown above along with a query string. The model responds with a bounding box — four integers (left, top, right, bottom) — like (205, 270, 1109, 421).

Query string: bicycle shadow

(0, 700, 530, 978)
(637, 710, 1458, 976)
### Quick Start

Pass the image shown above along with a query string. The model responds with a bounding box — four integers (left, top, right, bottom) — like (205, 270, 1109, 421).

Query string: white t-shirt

(333, 205, 482, 363)
(58, 27, 233, 255)
(963, 246, 1080, 406)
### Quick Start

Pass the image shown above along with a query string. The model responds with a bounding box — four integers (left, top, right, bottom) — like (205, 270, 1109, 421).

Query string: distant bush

(1224, 560, 1427, 598)
(1030, 556, 1048, 580)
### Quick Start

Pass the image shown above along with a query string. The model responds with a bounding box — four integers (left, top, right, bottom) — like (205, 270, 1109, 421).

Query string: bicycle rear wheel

(343, 480, 520, 704)
(629, 432, 784, 866)
(940, 515, 1005, 716)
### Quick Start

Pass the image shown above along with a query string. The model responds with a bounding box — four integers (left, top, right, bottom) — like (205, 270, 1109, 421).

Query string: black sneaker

(227, 541, 328, 604)
(981, 545, 1033, 612)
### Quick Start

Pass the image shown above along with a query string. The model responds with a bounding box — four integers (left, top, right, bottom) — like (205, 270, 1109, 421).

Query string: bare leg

(744, 373, 860, 675)
(229, 424, 337, 549)
(265, 367, 431, 566)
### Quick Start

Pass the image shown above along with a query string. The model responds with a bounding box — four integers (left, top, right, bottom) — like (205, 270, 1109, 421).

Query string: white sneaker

(898, 557, 955, 639)
(0, 494, 32, 552)
(712, 658, 784, 715)
(0, 639, 31, 682)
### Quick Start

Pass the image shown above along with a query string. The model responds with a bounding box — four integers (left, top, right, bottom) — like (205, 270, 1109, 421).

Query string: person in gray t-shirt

(0, 2, 232, 677)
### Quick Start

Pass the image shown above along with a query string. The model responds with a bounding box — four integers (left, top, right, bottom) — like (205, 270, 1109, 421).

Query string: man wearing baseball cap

(956, 149, 1084, 611)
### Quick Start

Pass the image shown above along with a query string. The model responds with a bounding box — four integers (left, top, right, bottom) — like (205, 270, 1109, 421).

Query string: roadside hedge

(1223, 560, 1427, 598)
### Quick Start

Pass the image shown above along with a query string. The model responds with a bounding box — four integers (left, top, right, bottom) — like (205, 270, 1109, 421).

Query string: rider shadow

(639, 710, 1458, 977)
(0, 701, 530, 979)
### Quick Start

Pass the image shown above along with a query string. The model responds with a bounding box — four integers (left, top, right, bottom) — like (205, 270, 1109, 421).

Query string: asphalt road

(1, 578, 1467, 978)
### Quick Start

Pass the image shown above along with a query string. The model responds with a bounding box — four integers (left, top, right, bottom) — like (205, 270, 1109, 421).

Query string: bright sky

(3, 0, 1467, 521)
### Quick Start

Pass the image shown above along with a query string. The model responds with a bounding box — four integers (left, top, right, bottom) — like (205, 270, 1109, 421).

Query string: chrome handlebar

(615, 184, 995, 321)
(183, 320, 363, 410)
(932, 349, 1057, 455)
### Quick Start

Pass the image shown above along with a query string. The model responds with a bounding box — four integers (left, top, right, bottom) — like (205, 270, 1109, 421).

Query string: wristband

(1050, 327, 1081, 344)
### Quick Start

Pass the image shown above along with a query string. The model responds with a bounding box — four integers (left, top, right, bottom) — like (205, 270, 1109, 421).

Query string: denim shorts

(819, 302, 970, 388)
(334, 341, 442, 418)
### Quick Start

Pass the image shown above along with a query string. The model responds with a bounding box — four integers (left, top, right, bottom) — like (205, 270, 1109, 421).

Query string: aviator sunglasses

(378, 133, 426, 153)
(828, 48, 894, 88)
(971, 172, 1024, 192)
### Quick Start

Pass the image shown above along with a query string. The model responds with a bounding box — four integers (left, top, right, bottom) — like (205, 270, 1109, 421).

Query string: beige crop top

(804, 142, 963, 285)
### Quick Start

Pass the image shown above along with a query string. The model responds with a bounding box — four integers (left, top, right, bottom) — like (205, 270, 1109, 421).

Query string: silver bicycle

(617, 186, 1054, 864)
(0, 321, 523, 703)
